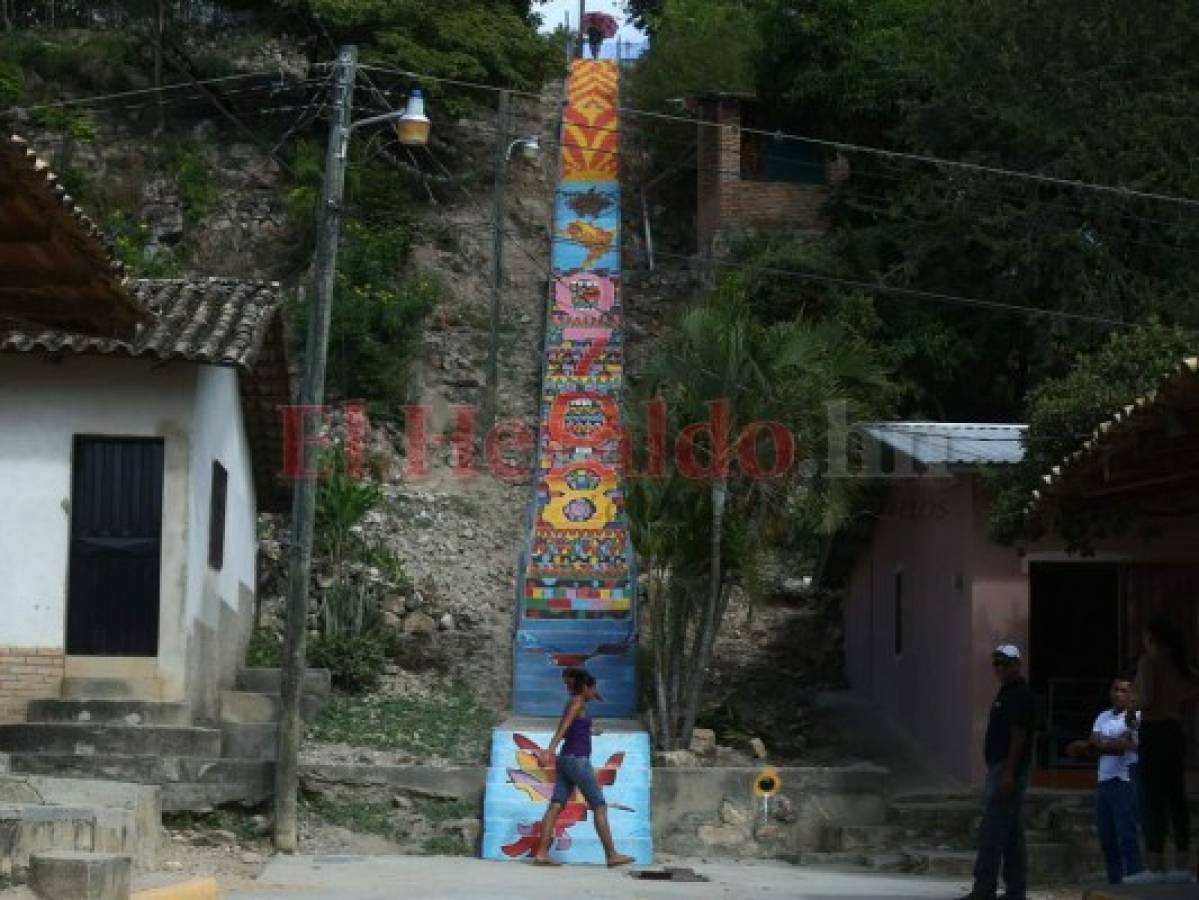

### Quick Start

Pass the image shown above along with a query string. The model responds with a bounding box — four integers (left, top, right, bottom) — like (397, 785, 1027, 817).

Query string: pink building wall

(844, 473, 1028, 785)
(845, 473, 1199, 786)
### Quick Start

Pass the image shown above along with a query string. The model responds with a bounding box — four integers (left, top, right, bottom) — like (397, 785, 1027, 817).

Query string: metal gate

(66, 437, 164, 656)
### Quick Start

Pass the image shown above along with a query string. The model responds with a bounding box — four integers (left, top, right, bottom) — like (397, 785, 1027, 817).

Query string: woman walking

(532, 667, 635, 868)
(1124, 616, 1198, 884)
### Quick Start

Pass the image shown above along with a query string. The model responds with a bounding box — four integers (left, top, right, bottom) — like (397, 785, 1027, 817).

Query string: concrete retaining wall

(300, 763, 888, 860)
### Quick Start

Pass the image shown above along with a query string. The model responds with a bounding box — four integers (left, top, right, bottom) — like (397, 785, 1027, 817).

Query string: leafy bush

(307, 631, 388, 693)
(245, 628, 283, 668)
(308, 688, 499, 762)
(0, 60, 23, 106)
(106, 211, 180, 277)
(157, 141, 215, 223)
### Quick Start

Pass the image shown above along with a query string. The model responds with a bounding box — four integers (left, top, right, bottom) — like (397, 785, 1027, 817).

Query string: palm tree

(626, 295, 890, 750)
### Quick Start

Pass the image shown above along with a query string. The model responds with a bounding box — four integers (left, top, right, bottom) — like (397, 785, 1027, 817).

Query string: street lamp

(483, 102, 542, 432)
(275, 52, 433, 852)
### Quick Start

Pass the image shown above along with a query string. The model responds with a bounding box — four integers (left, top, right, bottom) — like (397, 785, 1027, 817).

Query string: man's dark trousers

(1096, 778, 1142, 884)
(972, 763, 1028, 899)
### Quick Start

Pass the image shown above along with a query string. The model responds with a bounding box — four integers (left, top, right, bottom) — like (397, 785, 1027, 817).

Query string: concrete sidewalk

(226, 855, 981, 899)
(1082, 885, 1198, 899)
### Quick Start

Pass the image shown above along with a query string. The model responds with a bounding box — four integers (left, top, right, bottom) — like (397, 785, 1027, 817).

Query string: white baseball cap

(993, 643, 1021, 660)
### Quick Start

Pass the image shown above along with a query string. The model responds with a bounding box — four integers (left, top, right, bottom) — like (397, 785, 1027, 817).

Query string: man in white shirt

(1090, 678, 1143, 884)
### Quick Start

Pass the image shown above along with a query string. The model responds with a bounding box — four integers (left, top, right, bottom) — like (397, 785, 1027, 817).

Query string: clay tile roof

(1, 278, 282, 368)
(1, 278, 293, 512)
(1026, 354, 1199, 514)
(0, 134, 151, 336)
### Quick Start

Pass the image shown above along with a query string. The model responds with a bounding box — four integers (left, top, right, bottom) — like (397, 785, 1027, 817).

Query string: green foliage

(987, 323, 1198, 549)
(0, 60, 23, 106)
(245, 628, 283, 668)
(421, 833, 468, 855)
(156, 141, 215, 223)
(305, 797, 400, 838)
(631, 0, 760, 109)
(308, 631, 388, 693)
(415, 798, 476, 823)
(306, 0, 562, 105)
(307, 688, 500, 762)
(316, 443, 384, 560)
(746, 0, 1199, 420)
(0, 30, 145, 96)
(106, 211, 180, 277)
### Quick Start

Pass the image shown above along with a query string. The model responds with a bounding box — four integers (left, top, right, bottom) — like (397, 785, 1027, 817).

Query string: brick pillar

(0, 647, 65, 723)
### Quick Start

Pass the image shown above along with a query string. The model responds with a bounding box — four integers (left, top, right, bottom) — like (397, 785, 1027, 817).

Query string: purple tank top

(561, 705, 592, 756)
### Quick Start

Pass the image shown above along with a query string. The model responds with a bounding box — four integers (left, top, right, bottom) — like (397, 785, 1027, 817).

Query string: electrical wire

(352, 61, 1199, 210)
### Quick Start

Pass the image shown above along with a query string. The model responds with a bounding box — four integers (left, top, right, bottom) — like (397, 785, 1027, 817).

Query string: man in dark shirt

(959, 643, 1035, 900)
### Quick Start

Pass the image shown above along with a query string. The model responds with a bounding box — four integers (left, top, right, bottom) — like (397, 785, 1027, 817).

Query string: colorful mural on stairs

(511, 58, 638, 717)
(481, 728, 654, 865)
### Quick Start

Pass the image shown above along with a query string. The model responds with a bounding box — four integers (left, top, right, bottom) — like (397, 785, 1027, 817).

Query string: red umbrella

(581, 11, 619, 39)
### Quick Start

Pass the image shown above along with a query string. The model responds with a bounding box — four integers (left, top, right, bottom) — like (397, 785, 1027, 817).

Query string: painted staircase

(0, 667, 328, 811)
(481, 721, 653, 865)
(483, 57, 653, 864)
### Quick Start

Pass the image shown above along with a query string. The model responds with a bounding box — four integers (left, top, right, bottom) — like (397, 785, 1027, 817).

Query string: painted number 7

(565, 327, 611, 377)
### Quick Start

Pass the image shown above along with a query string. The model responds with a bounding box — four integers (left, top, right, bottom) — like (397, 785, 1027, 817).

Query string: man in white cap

(958, 643, 1034, 900)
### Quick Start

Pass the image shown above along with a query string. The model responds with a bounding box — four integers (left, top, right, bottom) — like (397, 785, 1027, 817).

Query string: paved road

(226, 855, 980, 899)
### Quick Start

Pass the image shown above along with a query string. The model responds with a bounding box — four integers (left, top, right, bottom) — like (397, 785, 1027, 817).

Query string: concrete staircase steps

(236, 668, 331, 696)
(218, 690, 321, 725)
(479, 833, 654, 866)
(902, 842, 1076, 881)
(60, 678, 164, 701)
(0, 723, 220, 758)
(29, 850, 131, 900)
(0, 803, 139, 878)
(27, 699, 191, 727)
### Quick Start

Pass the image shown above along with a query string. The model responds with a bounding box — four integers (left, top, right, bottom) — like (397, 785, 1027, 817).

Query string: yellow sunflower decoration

(753, 767, 782, 798)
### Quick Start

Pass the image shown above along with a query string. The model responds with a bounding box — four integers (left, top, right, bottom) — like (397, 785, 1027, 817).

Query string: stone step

(889, 800, 979, 833)
(236, 668, 331, 696)
(837, 824, 901, 851)
(162, 780, 273, 812)
(0, 723, 219, 757)
(901, 843, 1077, 881)
(61, 678, 164, 701)
(29, 850, 131, 900)
(218, 691, 321, 725)
(28, 699, 191, 727)
(6, 753, 271, 787)
(220, 722, 277, 760)
(0, 804, 139, 875)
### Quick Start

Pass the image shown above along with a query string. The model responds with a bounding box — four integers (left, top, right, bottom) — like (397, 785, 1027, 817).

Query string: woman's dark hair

(1146, 615, 1192, 677)
(562, 667, 596, 694)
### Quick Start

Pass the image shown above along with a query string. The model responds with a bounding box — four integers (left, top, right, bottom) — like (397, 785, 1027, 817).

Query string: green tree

(987, 323, 1198, 550)
(627, 289, 890, 749)
(745, 0, 1199, 421)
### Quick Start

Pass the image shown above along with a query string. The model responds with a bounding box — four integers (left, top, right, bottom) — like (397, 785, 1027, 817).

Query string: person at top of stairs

(531, 668, 635, 869)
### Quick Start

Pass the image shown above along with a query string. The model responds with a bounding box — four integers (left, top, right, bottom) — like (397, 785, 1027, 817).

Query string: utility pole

(274, 44, 357, 853)
(578, 0, 585, 58)
(483, 88, 511, 435)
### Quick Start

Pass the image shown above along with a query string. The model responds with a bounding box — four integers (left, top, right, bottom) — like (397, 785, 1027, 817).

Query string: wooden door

(66, 437, 164, 656)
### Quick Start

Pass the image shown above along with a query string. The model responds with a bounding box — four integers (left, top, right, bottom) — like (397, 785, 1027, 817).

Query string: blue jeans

(550, 753, 606, 809)
(973, 763, 1028, 899)
(1096, 778, 1143, 884)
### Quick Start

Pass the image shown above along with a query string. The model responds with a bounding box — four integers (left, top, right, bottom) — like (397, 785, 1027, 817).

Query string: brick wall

(696, 95, 847, 254)
(0, 647, 64, 724)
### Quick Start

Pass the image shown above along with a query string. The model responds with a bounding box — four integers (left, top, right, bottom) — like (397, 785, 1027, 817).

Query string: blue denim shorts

(551, 753, 606, 809)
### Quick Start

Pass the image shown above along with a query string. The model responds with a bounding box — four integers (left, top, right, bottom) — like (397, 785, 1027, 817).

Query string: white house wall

(0, 353, 260, 723)
(177, 364, 257, 718)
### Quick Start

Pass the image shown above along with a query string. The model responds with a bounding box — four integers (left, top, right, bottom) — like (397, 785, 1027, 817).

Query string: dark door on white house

(66, 437, 164, 656)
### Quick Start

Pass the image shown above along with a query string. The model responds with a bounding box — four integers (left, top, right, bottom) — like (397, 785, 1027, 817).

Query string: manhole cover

(629, 866, 709, 882)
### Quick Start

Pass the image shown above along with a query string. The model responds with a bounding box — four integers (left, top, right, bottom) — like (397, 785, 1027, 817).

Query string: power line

(353, 61, 1199, 211)
(0, 70, 293, 116)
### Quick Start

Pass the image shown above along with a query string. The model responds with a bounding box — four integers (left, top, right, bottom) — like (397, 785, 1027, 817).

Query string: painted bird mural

(501, 732, 630, 858)
(564, 220, 615, 269)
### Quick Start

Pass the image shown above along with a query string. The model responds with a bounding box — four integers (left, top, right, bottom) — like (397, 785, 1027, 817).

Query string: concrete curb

(130, 877, 221, 900)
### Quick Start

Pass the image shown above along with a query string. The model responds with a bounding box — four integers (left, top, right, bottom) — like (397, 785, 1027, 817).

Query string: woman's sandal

(607, 854, 635, 868)
(532, 857, 561, 867)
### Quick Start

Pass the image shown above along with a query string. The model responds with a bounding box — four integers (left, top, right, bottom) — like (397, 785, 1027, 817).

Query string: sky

(536, 0, 644, 39)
